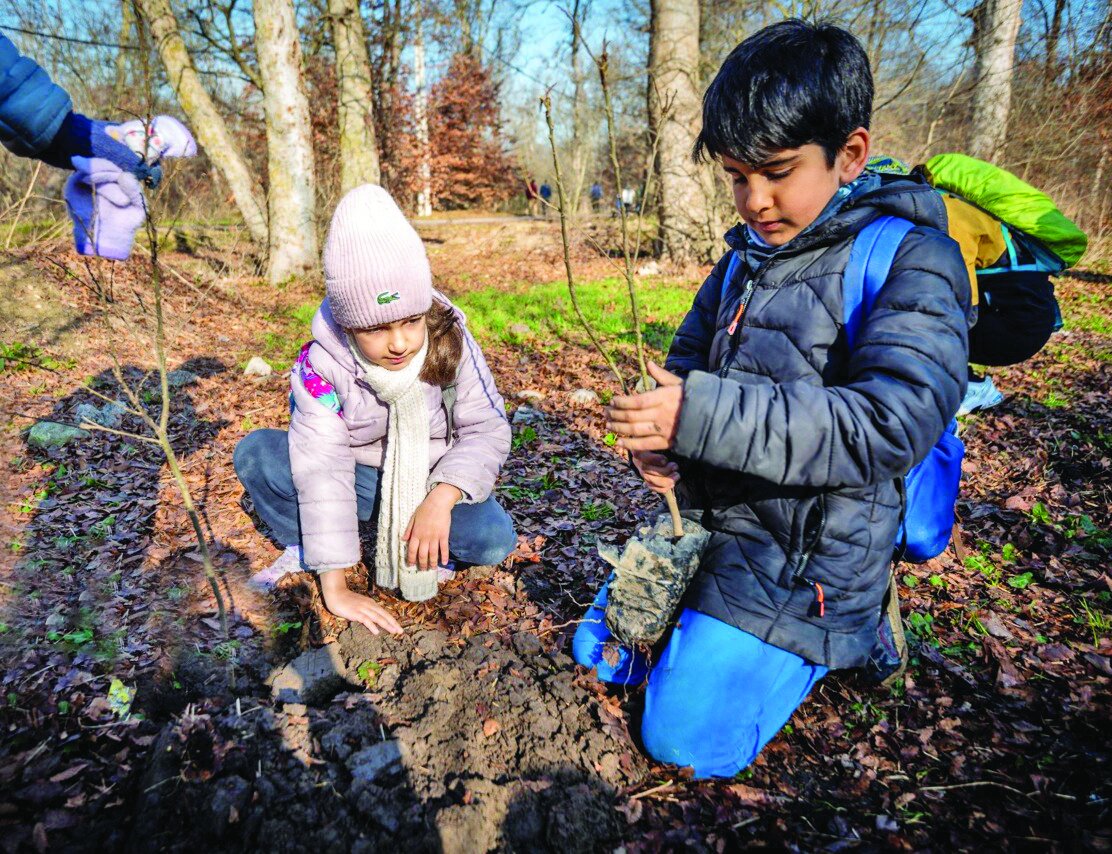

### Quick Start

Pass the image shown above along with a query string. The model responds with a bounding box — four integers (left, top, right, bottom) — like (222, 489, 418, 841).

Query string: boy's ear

(837, 127, 871, 185)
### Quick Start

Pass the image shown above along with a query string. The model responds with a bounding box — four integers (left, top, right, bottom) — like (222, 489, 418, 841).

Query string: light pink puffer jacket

(288, 296, 511, 572)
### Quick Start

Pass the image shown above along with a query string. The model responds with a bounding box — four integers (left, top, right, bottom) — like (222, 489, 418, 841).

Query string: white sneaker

(959, 375, 1005, 415)
(249, 545, 303, 591)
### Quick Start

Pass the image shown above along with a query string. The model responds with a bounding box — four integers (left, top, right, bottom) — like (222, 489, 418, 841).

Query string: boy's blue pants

(572, 579, 828, 778)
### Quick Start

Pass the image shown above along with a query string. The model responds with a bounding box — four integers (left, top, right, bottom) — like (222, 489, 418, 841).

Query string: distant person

(524, 178, 539, 216)
(539, 182, 552, 216)
(575, 20, 969, 779)
(0, 33, 194, 259)
(620, 186, 636, 212)
(234, 186, 517, 630)
(589, 181, 603, 212)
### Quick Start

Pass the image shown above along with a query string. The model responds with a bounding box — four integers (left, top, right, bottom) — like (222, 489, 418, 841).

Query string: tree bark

(648, 0, 718, 264)
(968, 0, 1023, 163)
(254, 0, 319, 282)
(135, 0, 268, 246)
(414, 23, 432, 216)
(327, 0, 381, 192)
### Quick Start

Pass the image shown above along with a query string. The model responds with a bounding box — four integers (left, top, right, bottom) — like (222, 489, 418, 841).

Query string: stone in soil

(243, 356, 273, 378)
(166, 369, 200, 388)
(511, 405, 544, 426)
(26, 421, 88, 449)
(569, 388, 600, 406)
(516, 389, 545, 404)
(74, 401, 124, 429)
(267, 642, 355, 706)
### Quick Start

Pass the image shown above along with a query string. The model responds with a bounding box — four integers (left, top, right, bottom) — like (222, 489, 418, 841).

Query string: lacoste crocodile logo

(376, 291, 401, 305)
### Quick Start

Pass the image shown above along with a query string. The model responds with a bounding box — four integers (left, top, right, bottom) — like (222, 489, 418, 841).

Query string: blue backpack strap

(842, 215, 916, 350)
(720, 250, 741, 305)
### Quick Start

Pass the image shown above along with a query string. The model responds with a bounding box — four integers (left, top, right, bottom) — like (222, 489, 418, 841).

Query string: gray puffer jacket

(666, 176, 970, 669)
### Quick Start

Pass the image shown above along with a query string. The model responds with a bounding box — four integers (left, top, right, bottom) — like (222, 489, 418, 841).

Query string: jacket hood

(724, 173, 946, 258)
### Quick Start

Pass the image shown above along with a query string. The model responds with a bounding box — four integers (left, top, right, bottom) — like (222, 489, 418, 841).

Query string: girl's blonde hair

(421, 300, 464, 387)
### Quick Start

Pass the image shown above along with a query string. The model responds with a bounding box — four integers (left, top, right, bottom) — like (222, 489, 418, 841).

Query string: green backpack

(867, 153, 1089, 273)
(923, 153, 1088, 272)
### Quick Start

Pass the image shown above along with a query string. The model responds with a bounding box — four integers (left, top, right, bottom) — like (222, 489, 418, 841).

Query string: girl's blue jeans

(573, 579, 828, 779)
(233, 429, 517, 567)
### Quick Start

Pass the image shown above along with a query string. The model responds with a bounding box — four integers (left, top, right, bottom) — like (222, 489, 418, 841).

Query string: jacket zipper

(793, 496, 827, 617)
(718, 254, 775, 378)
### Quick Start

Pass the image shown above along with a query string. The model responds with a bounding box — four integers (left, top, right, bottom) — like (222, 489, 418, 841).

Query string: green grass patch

(258, 301, 319, 370)
(453, 277, 695, 354)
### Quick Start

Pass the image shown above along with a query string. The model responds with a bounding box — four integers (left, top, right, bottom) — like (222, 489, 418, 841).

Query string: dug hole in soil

(125, 566, 649, 854)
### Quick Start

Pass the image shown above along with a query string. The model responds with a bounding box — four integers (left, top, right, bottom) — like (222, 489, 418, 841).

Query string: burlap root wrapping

(599, 514, 710, 647)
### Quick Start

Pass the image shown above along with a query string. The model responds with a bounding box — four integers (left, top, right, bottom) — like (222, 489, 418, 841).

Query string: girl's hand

(404, 484, 462, 571)
(319, 569, 403, 635)
(631, 450, 680, 494)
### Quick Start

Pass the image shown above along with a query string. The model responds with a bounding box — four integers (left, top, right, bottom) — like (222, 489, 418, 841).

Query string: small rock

(267, 643, 355, 706)
(508, 323, 531, 337)
(569, 388, 599, 406)
(243, 356, 273, 378)
(516, 389, 545, 404)
(512, 405, 544, 426)
(636, 260, 662, 276)
(74, 401, 123, 429)
(26, 421, 88, 450)
(347, 740, 406, 784)
(166, 369, 200, 388)
(633, 375, 658, 393)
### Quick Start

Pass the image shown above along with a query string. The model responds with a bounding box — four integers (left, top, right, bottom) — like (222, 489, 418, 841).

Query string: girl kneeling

(234, 185, 515, 633)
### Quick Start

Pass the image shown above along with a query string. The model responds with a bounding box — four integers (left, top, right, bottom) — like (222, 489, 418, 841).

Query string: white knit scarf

(348, 333, 438, 602)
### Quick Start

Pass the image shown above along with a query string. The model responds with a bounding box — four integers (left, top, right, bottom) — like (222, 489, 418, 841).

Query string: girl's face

(351, 314, 427, 370)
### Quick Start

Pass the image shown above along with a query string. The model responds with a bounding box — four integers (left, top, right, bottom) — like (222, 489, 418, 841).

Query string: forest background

(0, 0, 1111, 851)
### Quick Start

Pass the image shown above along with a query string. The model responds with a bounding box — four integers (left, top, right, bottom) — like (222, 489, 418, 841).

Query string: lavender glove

(64, 156, 147, 261)
(44, 113, 161, 187)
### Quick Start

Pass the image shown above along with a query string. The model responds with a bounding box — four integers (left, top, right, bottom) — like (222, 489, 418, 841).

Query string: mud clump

(124, 625, 648, 853)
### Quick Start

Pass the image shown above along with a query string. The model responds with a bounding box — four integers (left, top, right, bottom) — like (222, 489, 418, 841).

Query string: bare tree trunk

(114, 1, 136, 111)
(567, 0, 589, 217)
(414, 22, 432, 217)
(1044, 0, 1066, 82)
(327, 0, 381, 192)
(136, 0, 268, 246)
(968, 0, 1023, 163)
(254, 0, 319, 282)
(1091, 139, 1109, 237)
(648, 0, 717, 264)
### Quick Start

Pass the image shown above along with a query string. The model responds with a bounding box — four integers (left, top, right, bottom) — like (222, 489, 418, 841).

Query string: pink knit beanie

(323, 184, 433, 329)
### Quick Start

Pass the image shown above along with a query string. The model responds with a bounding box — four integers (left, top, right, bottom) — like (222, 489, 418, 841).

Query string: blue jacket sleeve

(0, 34, 73, 160)
(664, 253, 731, 379)
(672, 228, 970, 488)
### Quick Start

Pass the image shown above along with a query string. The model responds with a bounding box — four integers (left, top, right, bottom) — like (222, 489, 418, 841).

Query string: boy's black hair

(693, 19, 873, 167)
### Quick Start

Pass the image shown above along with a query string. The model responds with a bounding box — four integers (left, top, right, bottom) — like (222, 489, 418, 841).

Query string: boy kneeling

(581, 20, 970, 778)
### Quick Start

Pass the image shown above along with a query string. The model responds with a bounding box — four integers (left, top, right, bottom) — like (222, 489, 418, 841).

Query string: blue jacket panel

(665, 175, 970, 669)
(0, 34, 72, 158)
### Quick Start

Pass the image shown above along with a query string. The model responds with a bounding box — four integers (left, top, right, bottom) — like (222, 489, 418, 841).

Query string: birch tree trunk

(648, 0, 717, 264)
(968, 0, 1023, 163)
(254, 0, 319, 282)
(567, 0, 589, 217)
(414, 23, 432, 217)
(327, 0, 381, 192)
(135, 0, 268, 246)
